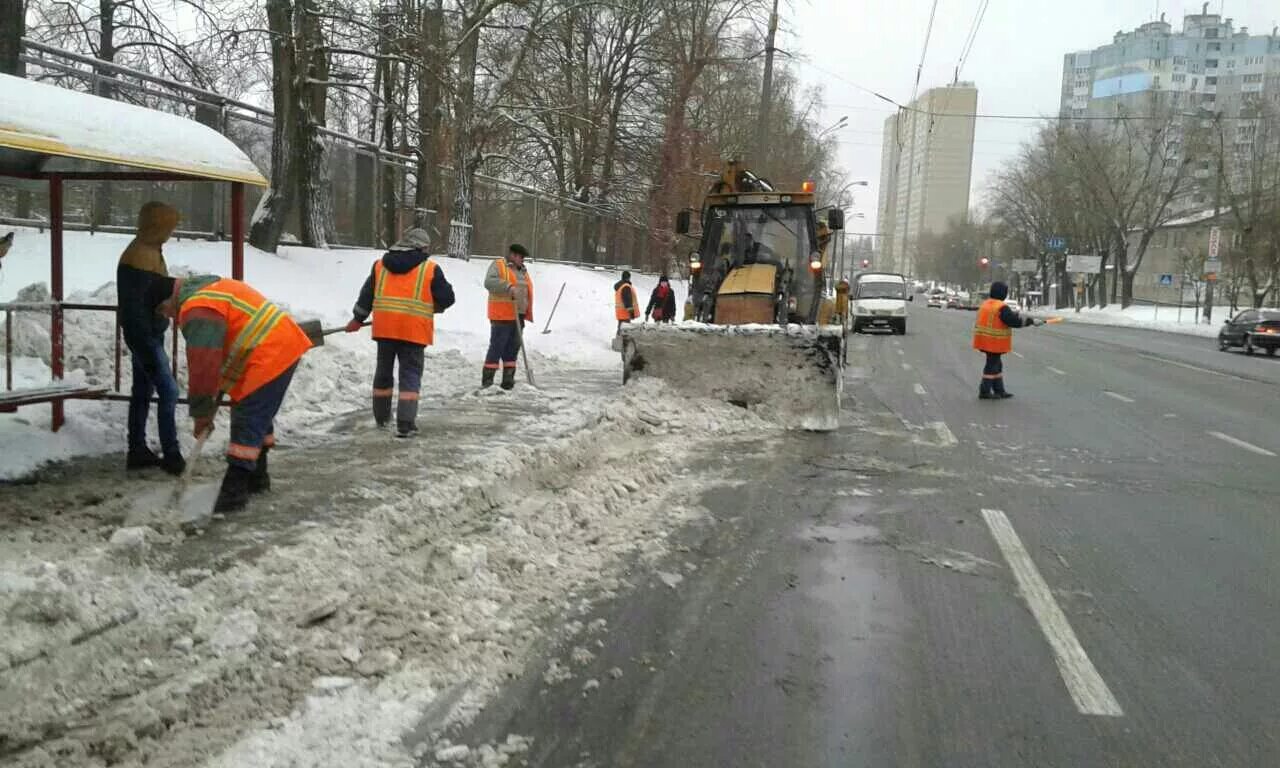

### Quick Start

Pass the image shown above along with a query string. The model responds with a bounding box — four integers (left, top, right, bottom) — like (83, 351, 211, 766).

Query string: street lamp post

(816, 115, 849, 141)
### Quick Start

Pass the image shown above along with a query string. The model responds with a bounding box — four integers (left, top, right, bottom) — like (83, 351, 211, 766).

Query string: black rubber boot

(395, 422, 418, 439)
(248, 447, 270, 493)
(500, 367, 516, 391)
(213, 465, 253, 513)
(481, 367, 496, 388)
(160, 452, 186, 476)
(126, 447, 161, 470)
(372, 395, 392, 428)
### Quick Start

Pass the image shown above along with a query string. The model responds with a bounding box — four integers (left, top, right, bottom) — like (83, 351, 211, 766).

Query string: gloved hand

(193, 416, 214, 439)
(345, 319, 363, 333)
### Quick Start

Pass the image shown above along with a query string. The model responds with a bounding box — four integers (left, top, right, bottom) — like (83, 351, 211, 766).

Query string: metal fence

(1, 39, 649, 264)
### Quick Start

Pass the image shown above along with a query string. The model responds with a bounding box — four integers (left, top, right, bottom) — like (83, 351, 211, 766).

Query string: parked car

(946, 295, 963, 309)
(1218, 309, 1280, 356)
(927, 292, 946, 308)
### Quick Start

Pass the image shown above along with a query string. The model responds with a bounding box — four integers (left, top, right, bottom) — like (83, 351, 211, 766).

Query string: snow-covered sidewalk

(1033, 303, 1243, 339)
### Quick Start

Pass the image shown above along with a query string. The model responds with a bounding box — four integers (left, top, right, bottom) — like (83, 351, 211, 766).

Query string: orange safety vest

(179, 278, 312, 401)
(371, 260, 437, 345)
(973, 298, 1013, 354)
(615, 283, 638, 321)
(488, 260, 533, 322)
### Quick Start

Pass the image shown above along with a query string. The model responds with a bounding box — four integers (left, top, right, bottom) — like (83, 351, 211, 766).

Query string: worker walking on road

(615, 270, 640, 331)
(149, 275, 312, 513)
(645, 275, 677, 323)
(973, 281, 1042, 400)
(482, 244, 533, 390)
(345, 228, 455, 437)
(117, 201, 184, 475)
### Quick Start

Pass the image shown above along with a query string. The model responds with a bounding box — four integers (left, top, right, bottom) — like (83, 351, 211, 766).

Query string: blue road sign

(1158, 273, 1174, 287)
(1045, 236, 1066, 251)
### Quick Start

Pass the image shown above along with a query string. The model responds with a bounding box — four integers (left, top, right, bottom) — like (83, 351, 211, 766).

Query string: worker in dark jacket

(117, 202, 184, 474)
(614, 270, 639, 332)
(645, 275, 678, 323)
(345, 228, 455, 437)
(973, 281, 1042, 400)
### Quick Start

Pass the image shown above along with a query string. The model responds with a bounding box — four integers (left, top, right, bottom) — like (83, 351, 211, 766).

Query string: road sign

(1158, 273, 1174, 286)
(1065, 254, 1103, 273)
(1208, 226, 1221, 260)
(1012, 259, 1039, 273)
(1045, 236, 1067, 251)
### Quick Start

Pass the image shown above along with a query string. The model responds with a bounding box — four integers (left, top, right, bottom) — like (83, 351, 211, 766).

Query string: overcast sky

(787, 0, 1278, 233)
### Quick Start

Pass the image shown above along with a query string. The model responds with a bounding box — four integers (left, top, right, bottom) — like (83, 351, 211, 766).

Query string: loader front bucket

(620, 323, 845, 431)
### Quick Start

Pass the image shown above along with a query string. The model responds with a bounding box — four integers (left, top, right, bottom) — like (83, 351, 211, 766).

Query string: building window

(1174, 56, 1186, 66)
(1243, 73, 1263, 83)
(1206, 76, 1217, 85)
(1206, 59, 1218, 68)
(1205, 28, 1219, 39)
(1208, 43, 1221, 51)
(1172, 73, 1186, 83)
(1226, 59, 1235, 69)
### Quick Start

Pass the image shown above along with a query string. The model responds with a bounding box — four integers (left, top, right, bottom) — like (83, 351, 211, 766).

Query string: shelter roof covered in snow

(0, 73, 267, 185)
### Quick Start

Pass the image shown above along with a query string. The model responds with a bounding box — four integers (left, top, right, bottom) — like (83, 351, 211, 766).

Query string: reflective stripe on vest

(180, 279, 311, 400)
(372, 260, 436, 345)
(973, 298, 1013, 354)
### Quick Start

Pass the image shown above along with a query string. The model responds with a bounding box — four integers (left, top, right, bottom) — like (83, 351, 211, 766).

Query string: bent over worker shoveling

(972, 281, 1043, 400)
(149, 275, 312, 513)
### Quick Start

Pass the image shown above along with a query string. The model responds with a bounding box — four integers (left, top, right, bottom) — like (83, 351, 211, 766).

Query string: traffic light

(979, 256, 991, 268)
(861, 258, 870, 268)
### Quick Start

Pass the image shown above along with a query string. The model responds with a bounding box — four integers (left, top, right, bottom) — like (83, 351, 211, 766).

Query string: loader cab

(690, 200, 823, 325)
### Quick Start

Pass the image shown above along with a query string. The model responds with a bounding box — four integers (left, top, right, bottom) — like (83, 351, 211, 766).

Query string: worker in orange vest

(973, 281, 1042, 400)
(149, 274, 312, 512)
(614, 270, 640, 332)
(345, 228, 455, 437)
(482, 243, 533, 390)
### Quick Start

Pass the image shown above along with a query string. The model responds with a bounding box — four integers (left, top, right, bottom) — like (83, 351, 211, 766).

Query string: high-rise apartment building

(876, 83, 978, 276)
(1061, 10, 1280, 204)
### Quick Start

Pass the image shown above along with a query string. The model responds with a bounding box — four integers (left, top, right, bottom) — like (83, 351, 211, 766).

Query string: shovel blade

(299, 319, 325, 347)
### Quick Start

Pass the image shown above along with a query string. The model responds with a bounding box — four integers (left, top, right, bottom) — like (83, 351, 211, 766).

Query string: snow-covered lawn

(1035, 303, 1253, 339)
(1, 226, 675, 478)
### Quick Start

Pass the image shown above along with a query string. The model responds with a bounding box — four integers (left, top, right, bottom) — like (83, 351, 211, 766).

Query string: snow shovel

(513, 315, 536, 387)
(541, 282, 566, 334)
(299, 320, 368, 347)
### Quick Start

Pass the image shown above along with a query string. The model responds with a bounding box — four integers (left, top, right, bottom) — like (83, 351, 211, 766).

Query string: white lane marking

(1011, 351, 1025, 359)
(1047, 366, 1067, 376)
(1137, 353, 1241, 381)
(929, 421, 958, 447)
(981, 509, 1124, 717)
(913, 383, 928, 396)
(1207, 431, 1277, 457)
(897, 349, 906, 356)
(902, 362, 912, 371)
(1102, 391, 1135, 403)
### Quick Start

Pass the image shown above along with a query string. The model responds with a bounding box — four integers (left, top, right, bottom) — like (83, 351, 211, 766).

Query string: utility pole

(753, 0, 780, 168)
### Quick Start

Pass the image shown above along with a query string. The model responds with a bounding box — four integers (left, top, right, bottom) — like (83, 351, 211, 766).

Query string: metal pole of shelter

(231, 182, 245, 279)
(49, 174, 65, 431)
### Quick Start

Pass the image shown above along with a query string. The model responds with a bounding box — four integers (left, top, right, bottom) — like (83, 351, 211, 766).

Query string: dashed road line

(897, 348, 906, 356)
(1102, 391, 1135, 403)
(1047, 366, 1067, 376)
(1011, 351, 1025, 359)
(1207, 431, 1276, 457)
(1137, 353, 1242, 381)
(913, 383, 928, 396)
(981, 509, 1124, 718)
(902, 362, 912, 371)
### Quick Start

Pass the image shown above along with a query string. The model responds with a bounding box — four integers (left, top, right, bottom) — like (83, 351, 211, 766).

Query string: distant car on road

(946, 295, 963, 309)
(927, 292, 946, 308)
(1218, 309, 1280, 356)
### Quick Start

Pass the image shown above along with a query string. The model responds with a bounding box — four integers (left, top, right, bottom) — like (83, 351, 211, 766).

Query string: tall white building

(877, 83, 978, 276)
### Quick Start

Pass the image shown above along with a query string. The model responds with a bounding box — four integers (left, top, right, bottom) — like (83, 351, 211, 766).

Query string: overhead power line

(954, 0, 991, 82)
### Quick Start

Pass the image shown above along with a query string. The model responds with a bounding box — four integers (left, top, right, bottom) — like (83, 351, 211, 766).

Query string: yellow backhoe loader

(620, 161, 845, 430)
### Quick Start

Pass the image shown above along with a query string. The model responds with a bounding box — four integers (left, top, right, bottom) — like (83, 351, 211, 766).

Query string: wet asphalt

(443, 305, 1280, 767)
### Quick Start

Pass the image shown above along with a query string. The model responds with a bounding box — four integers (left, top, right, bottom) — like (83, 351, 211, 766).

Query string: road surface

(446, 305, 1280, 767)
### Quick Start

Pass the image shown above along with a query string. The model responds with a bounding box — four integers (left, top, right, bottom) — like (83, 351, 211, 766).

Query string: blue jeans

(484, 321, 522, 370)
(128, 335, 180, 456)
(227, 363, 297, 470)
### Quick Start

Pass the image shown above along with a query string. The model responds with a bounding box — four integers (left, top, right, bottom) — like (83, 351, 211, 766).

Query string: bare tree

(1, 0, 23, 76)
(1210, 104, 1280, 308)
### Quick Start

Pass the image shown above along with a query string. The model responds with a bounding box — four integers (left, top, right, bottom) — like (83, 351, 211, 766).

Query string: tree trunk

(92, 0, 117, 230)
(1096, 251, 1108, 309)
(0, 0, 23, 76)
(377, 11, 397, 246)
(249, 0, 299, 252)
(447, 18, 480, 261)
(296, 0, 333, 248)
(414, 2, 444, 233)
(646, 76, 695, 271)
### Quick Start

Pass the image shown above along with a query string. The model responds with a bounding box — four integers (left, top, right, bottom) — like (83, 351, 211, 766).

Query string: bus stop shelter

(0, 72, 268, 430)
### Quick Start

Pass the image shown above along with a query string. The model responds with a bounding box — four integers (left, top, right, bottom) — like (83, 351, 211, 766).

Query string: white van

(850, 272, 910, 334)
